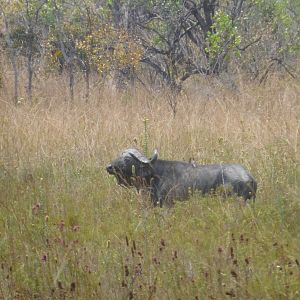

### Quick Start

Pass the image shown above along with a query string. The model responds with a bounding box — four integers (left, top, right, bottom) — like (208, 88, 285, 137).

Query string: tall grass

(0, 72, 299, 299)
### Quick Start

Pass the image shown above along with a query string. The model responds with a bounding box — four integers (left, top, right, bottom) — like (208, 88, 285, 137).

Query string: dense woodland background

(0, 1, 300, 299)
(0, 0, 299, 103)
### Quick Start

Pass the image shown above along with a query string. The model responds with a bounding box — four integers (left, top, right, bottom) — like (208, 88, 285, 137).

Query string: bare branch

(237, 36, 262, 51)
(140, 57, 171, 84)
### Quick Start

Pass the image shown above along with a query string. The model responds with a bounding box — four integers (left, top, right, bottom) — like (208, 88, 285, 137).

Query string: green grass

(1, 162, 299, 299)
(0, 76, 300, 299)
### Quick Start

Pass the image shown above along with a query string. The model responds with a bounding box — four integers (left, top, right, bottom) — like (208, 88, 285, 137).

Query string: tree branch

(237, 36, 262, 51)
(140, 57, 171, 84)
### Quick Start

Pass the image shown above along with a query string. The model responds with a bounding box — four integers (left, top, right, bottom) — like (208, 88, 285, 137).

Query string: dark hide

(106, 149, 257, 206)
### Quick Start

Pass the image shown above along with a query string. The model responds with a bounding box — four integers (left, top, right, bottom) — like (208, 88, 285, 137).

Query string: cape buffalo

(106, 148, 257, 206)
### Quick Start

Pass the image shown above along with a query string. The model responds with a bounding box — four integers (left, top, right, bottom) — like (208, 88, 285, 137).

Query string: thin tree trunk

(111, 0, 121, 27)
(68, 62, 74, 101)
(27, 49, 33, 101)
(85, 67, 90, 102)
(11, 52, 19, 105)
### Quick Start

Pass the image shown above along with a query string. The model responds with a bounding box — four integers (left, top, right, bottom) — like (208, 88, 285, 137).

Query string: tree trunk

(27, 49, 33, 101)
(11, 52, 19, 105)
(85, 67, 90, 103)
(68, 62, 74, 101)
(111, 0, 121, 27)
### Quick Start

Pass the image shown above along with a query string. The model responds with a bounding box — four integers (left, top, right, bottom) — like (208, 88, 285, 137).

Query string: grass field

(0, 74, 300, 299)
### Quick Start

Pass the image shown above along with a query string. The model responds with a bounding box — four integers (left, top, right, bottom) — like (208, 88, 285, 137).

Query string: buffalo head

(106, 148, 158, 188)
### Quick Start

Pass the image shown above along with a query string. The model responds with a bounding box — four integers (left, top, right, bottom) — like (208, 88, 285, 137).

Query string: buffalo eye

(106, 164, 114, 174)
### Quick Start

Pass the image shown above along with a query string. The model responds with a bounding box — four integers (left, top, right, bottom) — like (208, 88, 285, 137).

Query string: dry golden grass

(0, 71, 299, 299)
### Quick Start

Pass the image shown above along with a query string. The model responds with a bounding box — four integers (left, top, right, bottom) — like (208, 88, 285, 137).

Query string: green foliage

(0, 0, 47, 56)
(205, 10, 241, 60)
(252, 0, 300, 54)
(10, 26, 40, 54)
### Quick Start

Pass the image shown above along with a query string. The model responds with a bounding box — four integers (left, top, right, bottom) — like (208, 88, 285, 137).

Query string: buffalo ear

(149, 149, 158, 163)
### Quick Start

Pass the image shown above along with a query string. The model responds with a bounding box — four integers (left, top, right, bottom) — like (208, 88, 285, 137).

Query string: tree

(109, 0, 299, 90)
(76, 25, 142, 87)
(0, 0, 299, 104)
(1, 0, 48, 102)
(1, 1, 21, 104)
(113, 0, 245, 91)
(237, 0, 299, 82)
